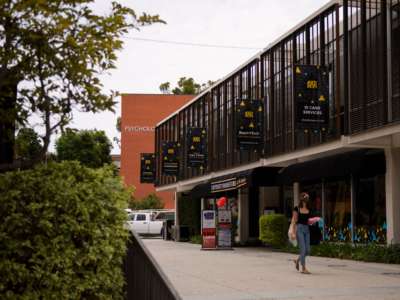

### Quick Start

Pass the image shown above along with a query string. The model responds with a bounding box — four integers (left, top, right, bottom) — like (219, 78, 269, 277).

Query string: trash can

(179, 225, 189, 241)
(162, 219, 174, 240)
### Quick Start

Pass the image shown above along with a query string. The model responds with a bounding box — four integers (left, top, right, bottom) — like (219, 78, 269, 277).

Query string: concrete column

(385, 148, 400, 244)
(174, 191, 180, 242)
(293, 182, 300, 208)
(238, 188, 249, 245)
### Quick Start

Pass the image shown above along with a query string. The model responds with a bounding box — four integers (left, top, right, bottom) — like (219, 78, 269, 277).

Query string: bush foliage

(283, 242, 400, 264)
(259, 214, 289, 248)
(129, 193, 164, 210)
(55, 129, 112, 168)
(0, 161, 130, 299)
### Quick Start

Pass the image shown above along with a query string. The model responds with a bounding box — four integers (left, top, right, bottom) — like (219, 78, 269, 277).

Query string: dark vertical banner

(187, 127, 207, 169)
(140, 153, 155, 183)
(235, 99, 264, 147)
(162, 141, 180, 176)
(294, 65, 329, 130)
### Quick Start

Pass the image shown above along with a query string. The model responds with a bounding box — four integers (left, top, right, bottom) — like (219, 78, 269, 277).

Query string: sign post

(201, 210, 216, 250)
(217, 209, 232, 249)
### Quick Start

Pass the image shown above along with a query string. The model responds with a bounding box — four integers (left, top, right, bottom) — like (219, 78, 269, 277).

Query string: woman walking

(292, 192, 312, 274)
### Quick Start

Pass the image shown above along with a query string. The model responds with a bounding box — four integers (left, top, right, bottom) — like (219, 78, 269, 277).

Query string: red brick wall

(120, 94, 193, 209)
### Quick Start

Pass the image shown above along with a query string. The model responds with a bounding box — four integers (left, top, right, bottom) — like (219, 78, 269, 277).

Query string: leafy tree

(56, 129, 112, 168)
(116, 116, 121, 132)
(172, 77, 200, 95)
(0, 1, 165, 164)
(159, 77, 214, 95)
(129, 193, 164, 210)
(15, 128, 42, 161)
(159, 82, 171, 94)
(113, 116, 121, 149)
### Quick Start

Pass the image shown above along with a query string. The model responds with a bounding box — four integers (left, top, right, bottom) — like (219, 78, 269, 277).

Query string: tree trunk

(0, 70, 18, 165)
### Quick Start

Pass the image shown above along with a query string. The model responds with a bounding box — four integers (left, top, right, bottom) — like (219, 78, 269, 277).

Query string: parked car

(154, 211, 175, 222)
(126, 212, 164, 235)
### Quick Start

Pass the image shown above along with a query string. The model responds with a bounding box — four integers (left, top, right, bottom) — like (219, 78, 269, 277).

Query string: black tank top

(294, 206, 310, 225)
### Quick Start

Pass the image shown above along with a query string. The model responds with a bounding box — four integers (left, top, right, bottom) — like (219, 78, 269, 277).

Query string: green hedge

(283, 242, 400, 264)
(0, 162, 130, 299)
(259, 214, 289, 248)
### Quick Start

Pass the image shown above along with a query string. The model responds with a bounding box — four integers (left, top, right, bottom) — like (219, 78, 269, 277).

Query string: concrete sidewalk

(143, 238, 400, 300)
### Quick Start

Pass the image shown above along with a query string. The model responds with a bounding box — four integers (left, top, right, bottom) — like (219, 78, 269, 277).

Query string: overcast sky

(69, 0, 331, 154)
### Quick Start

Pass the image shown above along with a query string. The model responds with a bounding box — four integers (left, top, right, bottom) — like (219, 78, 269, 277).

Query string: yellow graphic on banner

(190, 145, 195, 150)
(167, 149, 174, 154)
(244, 111, 254, 118)
(240, 101, 245, 107)
(296, 66, 301, 74)
(145, 160, 151, 164)
(258, 106, 263, 112)
(192, 136, 200, 142)
(319, 95, 326, 102)
(249, 122, 254, 128)
(307, 80, 318, 89)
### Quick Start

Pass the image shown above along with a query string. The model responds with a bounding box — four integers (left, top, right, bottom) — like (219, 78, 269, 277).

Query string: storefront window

(283, 186, 294, 219)
(204, 198, 215, 210)
(354, 175, 386, 243)
(301, 182, 322, 217)
(324, 180, 351, 242)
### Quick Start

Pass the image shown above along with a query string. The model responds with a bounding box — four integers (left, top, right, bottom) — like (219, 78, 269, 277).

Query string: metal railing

(124, 231, 181, 300)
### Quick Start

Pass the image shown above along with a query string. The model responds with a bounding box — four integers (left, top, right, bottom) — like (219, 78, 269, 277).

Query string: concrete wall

(259, 187, 280, 216)
(385, 148, 400, 244)
(238, 188, 249, 244)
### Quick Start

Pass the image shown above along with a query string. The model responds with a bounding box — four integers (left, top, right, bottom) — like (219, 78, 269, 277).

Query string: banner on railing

(161, 141, 180, 176)
(140, 153, 155, 183)
(235, 99, 263, 147)
(294, 65, 329, 130)
(187, 127, 207, 169)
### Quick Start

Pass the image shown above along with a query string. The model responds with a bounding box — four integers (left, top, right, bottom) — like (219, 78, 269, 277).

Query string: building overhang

(156, 122, 400, 193)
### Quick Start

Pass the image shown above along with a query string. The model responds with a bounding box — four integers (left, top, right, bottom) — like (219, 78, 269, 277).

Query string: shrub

(259, 214, 289, 248)
(0, 161, 130, 299)
(306, 242, 400, 264)
(129, 193, 164, 210)
(189, 235, 202, 244)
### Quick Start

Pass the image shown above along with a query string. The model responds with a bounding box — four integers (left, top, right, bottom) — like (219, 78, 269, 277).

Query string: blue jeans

(297, 224, 310, 267)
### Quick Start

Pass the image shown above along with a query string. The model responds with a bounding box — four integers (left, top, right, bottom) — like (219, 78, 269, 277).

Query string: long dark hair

(299, 192, 310, 209)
